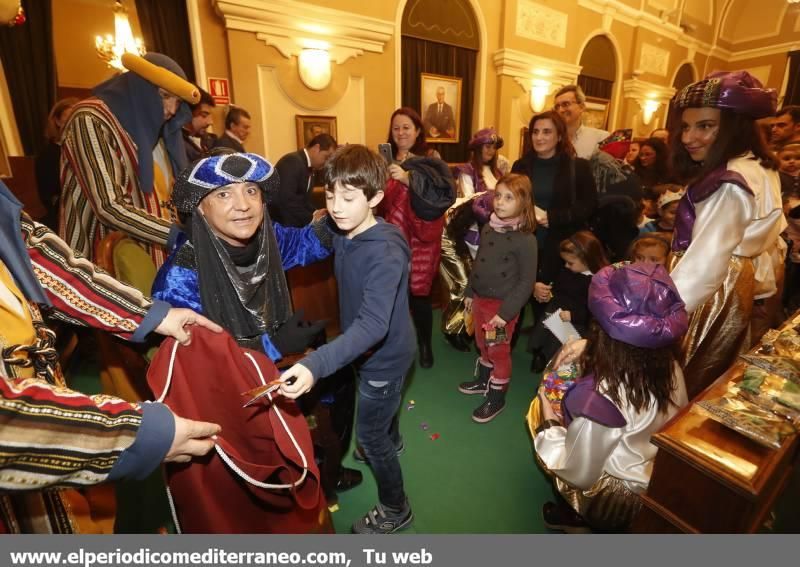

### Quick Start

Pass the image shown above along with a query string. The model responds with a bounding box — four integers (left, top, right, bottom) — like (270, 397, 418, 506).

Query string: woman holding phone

(375, 107, 455, 368)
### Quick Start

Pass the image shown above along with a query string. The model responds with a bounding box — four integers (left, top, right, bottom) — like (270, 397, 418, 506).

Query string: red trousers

(472, 295, 519, 385)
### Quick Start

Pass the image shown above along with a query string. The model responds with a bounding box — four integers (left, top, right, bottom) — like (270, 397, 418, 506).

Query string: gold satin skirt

(671, 254, 755, 400)
(526, 398, 641, 532)
(438, 230, 472, 335)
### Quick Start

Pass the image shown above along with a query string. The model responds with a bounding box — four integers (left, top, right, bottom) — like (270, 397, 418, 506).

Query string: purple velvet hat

(671, 70, 777, 119)
(588, 262, 688, 349)
(468, 127, 504, 150)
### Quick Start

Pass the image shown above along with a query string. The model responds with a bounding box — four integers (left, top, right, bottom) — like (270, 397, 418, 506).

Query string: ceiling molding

(493, 48, 583, 93)
(719, 3, 788, 44)
(213, 0, 394, 64)
(577, 0, 720, 57)
(727, 40, 800, 63)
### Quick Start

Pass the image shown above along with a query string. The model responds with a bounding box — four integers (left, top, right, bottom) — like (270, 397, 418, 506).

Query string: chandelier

(95, 0, 146, 71)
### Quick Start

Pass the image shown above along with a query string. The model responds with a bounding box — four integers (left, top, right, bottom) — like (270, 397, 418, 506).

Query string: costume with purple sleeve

(531, 263, 689, 531)
(668, 71, 784, 398)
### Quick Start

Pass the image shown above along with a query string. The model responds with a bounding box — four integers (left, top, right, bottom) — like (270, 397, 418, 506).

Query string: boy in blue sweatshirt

(280, 145, 415, 534)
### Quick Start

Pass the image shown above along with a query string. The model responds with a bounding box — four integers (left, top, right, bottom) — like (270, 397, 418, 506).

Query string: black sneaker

(353, 440, 406, 463)
(471, 387, 506, 423)
(352, 501, 413, 534)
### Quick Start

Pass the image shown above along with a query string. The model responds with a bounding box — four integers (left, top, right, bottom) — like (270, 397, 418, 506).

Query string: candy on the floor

(430, 433, 440, 440)
(420, 422, 429, 430)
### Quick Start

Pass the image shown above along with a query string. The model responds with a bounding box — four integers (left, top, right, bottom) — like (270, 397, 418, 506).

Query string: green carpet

(65, 312, 800, 534)
(330, 311, 553, 534)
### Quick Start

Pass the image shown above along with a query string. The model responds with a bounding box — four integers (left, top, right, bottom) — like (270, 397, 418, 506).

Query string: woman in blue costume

(152, 152, 331, 360)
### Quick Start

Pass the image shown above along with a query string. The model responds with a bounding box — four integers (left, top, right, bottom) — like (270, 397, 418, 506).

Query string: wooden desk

(632, 357, 800, 533)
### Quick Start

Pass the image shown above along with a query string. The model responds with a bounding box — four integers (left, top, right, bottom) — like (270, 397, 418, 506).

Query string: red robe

(146, 328, 330, 533)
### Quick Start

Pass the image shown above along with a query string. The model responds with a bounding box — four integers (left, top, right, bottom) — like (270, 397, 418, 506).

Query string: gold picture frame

(0, 128, 10, 178)
(420, 73, 462, 144)
(583, 96, 610, 131)
(295, 115, 337, 150)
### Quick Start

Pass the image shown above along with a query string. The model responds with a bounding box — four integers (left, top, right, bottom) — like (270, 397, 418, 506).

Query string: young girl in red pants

(459, 173, 538, 422)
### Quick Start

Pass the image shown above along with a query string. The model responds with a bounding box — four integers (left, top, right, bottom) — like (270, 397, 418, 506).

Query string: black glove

(272, 309, 328, 355)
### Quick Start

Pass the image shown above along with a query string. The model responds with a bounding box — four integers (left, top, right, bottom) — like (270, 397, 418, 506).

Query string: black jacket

(271, 150, 314, 227)
(212, 133, 245, 153)
(512, 152, 597, 282)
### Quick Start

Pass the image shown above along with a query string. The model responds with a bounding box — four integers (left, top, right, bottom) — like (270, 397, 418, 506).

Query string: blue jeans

(356, 375, 406, 508)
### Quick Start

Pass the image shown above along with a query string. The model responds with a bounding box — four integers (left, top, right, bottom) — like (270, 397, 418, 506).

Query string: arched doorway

(400, 0, 480, 162)
(577, 35, 616, 131)
(667, 62, 696, 130)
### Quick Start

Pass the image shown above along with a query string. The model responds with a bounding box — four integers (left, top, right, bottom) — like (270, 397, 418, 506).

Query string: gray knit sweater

(465, 225, 538, 321)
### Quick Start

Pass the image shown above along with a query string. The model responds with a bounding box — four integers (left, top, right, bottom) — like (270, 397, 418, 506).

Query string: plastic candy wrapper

(696, 396, 797, 450)
(539, 347, 581, 419)
(734, 365, 800, 426)
(483, 324, 507, 346)
(772, 329, 800, 360)
(753, 329, 782, 355)
(739, 354, 800, 386)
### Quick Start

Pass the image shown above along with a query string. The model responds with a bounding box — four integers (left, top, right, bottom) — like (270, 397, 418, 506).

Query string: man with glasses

(553, 84, 609, 159)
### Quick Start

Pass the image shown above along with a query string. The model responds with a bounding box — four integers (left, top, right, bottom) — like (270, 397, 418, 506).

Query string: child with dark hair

(531, 262, 689, 533)
(779, 143, 800, 311)
(529, 231, 609, 372)
(639, 188, 684, 234)
(458, 173, 538, 423)
(667, 70, 785, 398)
(279, 145, 416, 534)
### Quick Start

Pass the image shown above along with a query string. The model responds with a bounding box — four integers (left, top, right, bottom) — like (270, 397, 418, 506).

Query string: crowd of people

(3, 53, 794, 535)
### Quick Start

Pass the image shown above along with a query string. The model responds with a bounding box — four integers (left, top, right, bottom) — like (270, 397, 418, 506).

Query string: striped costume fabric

(0, 215, 156, 533)
(0, 376, 142, 492)
(59, 99, 173, 267)
(20, 215, 150, 345)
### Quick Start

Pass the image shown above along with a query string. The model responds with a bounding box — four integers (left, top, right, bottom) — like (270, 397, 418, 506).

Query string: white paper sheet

(543, 309, 581, 344)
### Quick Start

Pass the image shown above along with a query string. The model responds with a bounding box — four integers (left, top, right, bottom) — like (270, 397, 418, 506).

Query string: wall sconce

(642, 99, 661, 125)
(298, 48, 332, 91)
(529, 79, 551, 113)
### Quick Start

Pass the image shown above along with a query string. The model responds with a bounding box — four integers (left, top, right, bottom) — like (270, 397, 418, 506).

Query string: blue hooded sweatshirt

(301, 219, 415, 382)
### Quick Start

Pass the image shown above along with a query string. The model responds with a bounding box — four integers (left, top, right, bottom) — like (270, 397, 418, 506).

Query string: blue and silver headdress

(173, 152, 280, 213)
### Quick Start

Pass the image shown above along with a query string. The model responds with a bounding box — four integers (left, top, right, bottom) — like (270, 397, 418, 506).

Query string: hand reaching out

(155, 308, 223, 346)
(278, 363, 315, 399)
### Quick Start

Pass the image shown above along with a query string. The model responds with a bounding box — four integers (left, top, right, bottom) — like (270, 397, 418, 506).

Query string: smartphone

(378, 143, 394, 165)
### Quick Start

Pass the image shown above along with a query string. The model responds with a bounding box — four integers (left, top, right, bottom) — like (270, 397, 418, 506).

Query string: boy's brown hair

(323, 144, 387, 200)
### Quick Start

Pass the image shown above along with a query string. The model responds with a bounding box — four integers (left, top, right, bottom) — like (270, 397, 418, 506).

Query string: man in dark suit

(271, 134, 337, 227)
(213, 106, 250, 153)
(423, 86, 456, 139)
(182, 88, 216, 162)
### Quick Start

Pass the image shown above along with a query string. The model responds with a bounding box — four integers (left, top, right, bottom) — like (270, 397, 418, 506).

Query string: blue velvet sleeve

(151, 259, 203, 313)
(273, 222, 330, 271)
(151, 252, 285, 360)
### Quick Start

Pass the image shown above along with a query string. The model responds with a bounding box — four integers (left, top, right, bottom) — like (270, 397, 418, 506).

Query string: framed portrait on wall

(295, 115, 337, 150)
(420, 73, 461, 144)
(583, 97, 610, 131)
